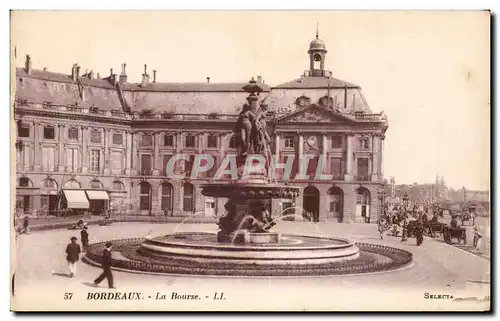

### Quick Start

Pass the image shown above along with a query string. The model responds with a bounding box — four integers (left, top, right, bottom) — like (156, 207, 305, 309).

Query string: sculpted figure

(234, 104, 255, 155)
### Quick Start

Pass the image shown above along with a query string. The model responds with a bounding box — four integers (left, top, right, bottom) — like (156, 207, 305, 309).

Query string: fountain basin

(83, 234, 413, 276)
(139, 232, 360, 266)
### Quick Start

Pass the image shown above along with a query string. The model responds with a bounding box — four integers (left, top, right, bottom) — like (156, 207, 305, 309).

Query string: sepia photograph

(9, 10, 490, 312)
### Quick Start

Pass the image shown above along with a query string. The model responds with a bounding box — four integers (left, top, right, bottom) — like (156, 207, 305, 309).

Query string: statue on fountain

(202, 77, 299, 244)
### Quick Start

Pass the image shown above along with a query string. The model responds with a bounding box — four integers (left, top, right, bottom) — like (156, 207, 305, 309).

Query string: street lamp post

(401, 192, 409, 242)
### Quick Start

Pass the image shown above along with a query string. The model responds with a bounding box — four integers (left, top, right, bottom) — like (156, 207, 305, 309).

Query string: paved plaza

(12, 221, 490, 311)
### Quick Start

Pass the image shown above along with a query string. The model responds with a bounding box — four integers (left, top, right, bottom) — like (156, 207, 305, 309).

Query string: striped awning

(86, 190, 109, 200)
(63, 190, 89, 209)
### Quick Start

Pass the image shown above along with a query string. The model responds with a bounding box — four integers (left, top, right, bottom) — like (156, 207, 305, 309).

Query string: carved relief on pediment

(285, 110, 332, 123)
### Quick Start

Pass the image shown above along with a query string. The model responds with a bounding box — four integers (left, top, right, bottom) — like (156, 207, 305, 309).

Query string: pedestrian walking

(65, 237, 81, 277)
(22, 216, 30, 234)
(93, 242, 115, 289)
(415, 217, 424, 246)
(80, 226, 89, 252)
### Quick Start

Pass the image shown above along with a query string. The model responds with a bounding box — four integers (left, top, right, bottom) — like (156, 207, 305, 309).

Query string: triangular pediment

(276, 105, 353, 124)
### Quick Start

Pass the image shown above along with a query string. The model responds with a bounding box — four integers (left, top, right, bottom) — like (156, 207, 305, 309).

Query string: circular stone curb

(84, 237, 413, 277)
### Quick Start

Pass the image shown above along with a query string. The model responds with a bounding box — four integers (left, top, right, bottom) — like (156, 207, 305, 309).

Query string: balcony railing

(356, 175, 371, 181)
(14, 100, 130, 119)
(133, 113, 239, 121)
(141, 169, 153, 176)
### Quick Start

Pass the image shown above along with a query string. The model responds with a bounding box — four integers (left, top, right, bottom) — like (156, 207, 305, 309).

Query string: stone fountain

(201, 77, 300, 244)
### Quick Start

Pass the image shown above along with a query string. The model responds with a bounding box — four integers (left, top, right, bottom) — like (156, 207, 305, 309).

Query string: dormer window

(295, 96, 311, 108)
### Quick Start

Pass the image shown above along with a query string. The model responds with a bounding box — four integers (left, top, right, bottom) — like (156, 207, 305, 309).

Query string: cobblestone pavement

(12, 221, 490, 311)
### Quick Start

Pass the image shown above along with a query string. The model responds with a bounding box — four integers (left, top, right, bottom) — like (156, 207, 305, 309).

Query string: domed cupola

(308, 24, 328, 77)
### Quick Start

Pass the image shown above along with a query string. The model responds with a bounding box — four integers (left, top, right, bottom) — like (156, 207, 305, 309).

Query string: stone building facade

(14, 33, 388, 223)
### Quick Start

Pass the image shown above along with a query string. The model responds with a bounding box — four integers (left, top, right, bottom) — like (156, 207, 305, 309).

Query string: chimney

(96, 72, 100, 79)
(257, 75, 262, 83)
(140, 64, 150, 87)
(206, 77, 210, 84)
(43, 67, 47, 71)
(119, 63, 127, 83)
(110, 68, 113, 77)
(71, 64, 80, 82)
(25, 55, 32, 74)
(89, 70, 95, 80)
(153, 70, 157, 83)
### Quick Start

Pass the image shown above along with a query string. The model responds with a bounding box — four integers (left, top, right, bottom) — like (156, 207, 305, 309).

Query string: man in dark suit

(93, 242, 115, 289)
(65, 236, 81, 277)
(80, 226, 89, 252)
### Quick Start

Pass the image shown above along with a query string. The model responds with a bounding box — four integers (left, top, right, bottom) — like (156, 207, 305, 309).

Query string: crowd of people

(377, 203, 481, 249)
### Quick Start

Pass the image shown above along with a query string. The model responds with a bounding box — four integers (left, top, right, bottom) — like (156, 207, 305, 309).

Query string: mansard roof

(275, 76, 359, 89)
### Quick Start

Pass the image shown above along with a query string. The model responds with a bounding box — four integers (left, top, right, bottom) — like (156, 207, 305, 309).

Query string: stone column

(321, 133, 328, 175)
(380, 136, 385, 178)
(81, 126, 88, 173)
(371, 135, 380, 181)
(103, 129, 110, 175)
(197, 133, 203, 154)
(274, 133, 280, 156)
(368, 157, 372, 181)
(153, 132, 161, 176)
(131, 132, 138, 175)
(57, 124, 65, 172)
(218, 132, 225, 170)
(297, 133, 304, 177)
(33, 122, 40, 171)
(125, 131, 132, 175)
(344, 133, 354, 180)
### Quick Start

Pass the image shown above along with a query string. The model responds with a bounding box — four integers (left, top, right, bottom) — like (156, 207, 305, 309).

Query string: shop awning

(86, 190, 110, 201)
(63, 190, 89, 209)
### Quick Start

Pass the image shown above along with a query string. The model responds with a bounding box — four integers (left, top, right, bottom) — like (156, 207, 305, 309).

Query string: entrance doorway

(303, 186, 320, 222)
(41, 195, 58, 215)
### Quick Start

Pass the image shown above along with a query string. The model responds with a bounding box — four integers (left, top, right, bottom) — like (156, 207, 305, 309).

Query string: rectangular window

(112, 133, 123, 145)
(207, 135, 218, 148)
(141, 134, 153, 147)
(90, 130, 101, 144)
(284, 136, 294, 148)
(163, 135, 174, 147)
(43, 126, 55, 140)
(331, 135, 343, 149)
(141, 154, 152, 175)
(68, 127, 79, 140)
(42, 147, 55, 171)
(330, 158, 343, 179)
(18, 123, 30, 138)
(357, 158, 369, 180)
(90, 150, 100, 172)
(65, 149, 79, 172)
(358, 137, 370, 150)
(185, 135, 195, 148)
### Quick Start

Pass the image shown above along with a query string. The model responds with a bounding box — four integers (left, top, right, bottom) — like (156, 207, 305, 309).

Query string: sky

(10, 11, 490, 191)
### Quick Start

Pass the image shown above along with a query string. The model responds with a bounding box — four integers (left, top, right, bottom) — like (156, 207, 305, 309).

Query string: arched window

(183, 183, 195, 212)
(19, 177, 32, 188)
(63, 179, 81, 189)
(90, 180, 103, 189)
(42, 178, 58, 189)
(161, 182, 173, 211)
(139, 182, 152, 211)
(112, 181, 125, 191)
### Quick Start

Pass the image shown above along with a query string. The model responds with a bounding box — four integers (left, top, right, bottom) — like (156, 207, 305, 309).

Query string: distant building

(14, 31, 388, 223)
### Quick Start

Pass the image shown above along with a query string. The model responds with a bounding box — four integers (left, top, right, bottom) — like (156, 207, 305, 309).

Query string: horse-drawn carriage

(443, 226, 467, 245)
